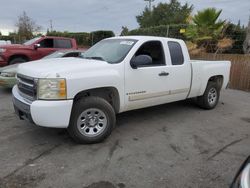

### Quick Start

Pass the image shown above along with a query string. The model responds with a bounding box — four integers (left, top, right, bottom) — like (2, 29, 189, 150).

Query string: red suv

(0, 36, 78, 66)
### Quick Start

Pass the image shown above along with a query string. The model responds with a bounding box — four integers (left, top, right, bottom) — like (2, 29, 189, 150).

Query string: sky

(0, 0, 249, 36)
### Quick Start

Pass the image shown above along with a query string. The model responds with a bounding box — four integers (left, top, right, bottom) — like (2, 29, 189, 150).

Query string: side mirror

(130, 55, 152, 69)
(230, 156, 250, 188)
(34, 43, 41, 50)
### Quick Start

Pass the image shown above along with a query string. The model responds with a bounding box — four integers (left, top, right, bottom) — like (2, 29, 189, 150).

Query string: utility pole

(144, 0, 155, 12)
(49, 19, 53, 32)
(166, 25, 169, 37)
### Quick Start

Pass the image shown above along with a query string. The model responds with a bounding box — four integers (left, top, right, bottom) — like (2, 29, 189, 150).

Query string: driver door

(124, 40, 172, 111)
(34, 38, 56, 60)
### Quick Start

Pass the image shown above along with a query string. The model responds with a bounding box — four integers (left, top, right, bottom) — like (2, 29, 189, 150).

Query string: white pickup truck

(12, 36, 231, 144)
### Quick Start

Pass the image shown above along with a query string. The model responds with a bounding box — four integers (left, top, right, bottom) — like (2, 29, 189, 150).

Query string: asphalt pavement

(0, 88, 249, 188)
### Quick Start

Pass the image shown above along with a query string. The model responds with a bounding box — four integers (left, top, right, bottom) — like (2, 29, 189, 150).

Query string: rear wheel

(9, 57, 27, 65)
(197, 82, 220, 109)
(68, 97, 116, 144)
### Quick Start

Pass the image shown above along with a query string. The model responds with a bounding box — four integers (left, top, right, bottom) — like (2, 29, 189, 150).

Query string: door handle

(158, 71, 169, 76)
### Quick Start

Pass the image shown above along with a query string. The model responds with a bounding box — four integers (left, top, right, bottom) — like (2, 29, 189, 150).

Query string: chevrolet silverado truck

(12, 36, 231, 144)
(0, 36, 77, 66)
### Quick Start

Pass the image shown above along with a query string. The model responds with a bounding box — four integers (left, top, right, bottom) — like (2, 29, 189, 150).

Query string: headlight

(0, 48, 6, 53)
(0, 72, 16, 77)
(38, 78, 67, 100)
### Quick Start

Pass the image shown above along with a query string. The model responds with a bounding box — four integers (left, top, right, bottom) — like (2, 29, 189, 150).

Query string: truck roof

(109, 36, 184, 43)
(43, 35, 75, 40)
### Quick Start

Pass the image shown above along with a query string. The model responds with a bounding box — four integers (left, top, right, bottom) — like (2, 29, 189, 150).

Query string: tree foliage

(224, 22, 246, 54)
(136, 0, 193, 28)
(16, 11, 41, 41)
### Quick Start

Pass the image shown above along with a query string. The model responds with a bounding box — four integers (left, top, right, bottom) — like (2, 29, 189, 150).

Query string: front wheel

(9, 57, 27, 65)
(68, 97, 116, 144)
(197, 82, 220, 110)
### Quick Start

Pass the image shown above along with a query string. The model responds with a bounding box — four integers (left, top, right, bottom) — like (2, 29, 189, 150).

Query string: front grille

(17, 74, 37, 101)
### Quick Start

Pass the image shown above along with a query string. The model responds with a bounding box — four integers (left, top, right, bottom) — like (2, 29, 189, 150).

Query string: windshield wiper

(84, 56, 105, 61)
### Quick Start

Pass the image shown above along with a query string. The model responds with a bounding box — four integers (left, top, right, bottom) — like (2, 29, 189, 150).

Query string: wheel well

(73, 87, 120, 113)
(8, 54, 30, 64)
(208, 75, 224, 90)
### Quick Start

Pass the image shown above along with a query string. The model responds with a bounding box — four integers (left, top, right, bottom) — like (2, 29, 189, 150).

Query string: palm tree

(185, 8, 225, 51)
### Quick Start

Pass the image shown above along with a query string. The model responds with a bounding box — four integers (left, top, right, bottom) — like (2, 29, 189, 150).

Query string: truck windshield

(23, 37, 41, 45)
(83, 39, 137, 64)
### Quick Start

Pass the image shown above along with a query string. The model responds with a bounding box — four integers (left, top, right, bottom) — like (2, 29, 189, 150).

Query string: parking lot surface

(0, 88, 249, 188)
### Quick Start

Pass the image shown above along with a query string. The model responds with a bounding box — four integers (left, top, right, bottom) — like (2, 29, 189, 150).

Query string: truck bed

(188, 60, 231, 98)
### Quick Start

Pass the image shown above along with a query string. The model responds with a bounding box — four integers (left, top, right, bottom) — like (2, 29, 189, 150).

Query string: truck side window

(54, 39, 72, 48)
(135, 41, 165, 66)
(168, 41, 184, 65)
(39, 39, 54, 48)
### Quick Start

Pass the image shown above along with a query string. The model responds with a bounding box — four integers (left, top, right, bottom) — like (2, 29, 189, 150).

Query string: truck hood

(17, 57, 112, 78)
(0, 64, 19, 73)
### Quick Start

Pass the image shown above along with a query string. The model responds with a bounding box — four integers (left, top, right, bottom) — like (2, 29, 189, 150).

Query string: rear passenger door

(163, 41, 192, 101)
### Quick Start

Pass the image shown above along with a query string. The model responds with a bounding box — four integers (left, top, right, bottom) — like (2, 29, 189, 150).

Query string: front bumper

(13, 88, 34, 123)
(0, 76, 16, 88)
(12, 85, 73, 128)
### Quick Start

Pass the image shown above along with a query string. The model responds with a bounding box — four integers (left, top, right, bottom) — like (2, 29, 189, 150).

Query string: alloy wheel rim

(208, 87, 217, 106)
(77, 108, 107, 137)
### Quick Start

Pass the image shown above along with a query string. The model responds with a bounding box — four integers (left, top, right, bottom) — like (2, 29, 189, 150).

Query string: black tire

(197, 82, 220, 110)
(68, 97, 116, 144)
(9, 57, 27, 65)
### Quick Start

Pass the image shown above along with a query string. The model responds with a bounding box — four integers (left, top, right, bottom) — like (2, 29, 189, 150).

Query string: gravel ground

(0, 88, 249, 188)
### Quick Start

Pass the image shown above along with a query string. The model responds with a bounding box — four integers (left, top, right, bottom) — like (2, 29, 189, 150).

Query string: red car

(0, 36, 78, 66)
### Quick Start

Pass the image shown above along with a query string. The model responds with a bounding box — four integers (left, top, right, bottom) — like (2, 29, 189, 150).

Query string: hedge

(47, 31, 89, 46)
(128, 24, 188, 40)
(47, 30, 115, 46)
(90, 30, 115, 45)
